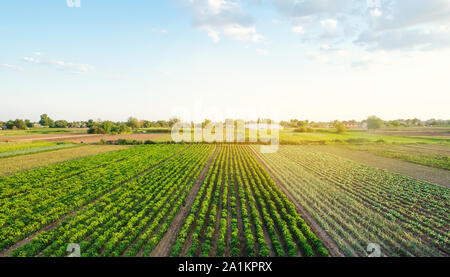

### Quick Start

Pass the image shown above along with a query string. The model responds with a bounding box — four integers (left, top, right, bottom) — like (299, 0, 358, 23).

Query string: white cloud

(32, 52, 42, 56)
(182, 0, 262, 43)
(48, 60, 92, 74)
(306, 51, 329, 63)
(203, 27, 221, 42)
(291, 25, 305, 34)
(359, 0, 450, 51)
(371, 0, 450, 31)
(370, 8, 382, 18)
(256, 48, 269, 55)
(223, 25, 263, 42)
(320, 44, 332, 51)
(0, 64, 24, 72)
(271, 0, 450, 52)
(23, 57, 40, 63)
(152, 28, 168, 34)
(206, 0, 234, 14)
(320, 19, 338, 34)
(351, 51, 391, 68)
(23, 55, 92, 74)
(66, 0, 81, 8)
(356, 27, 450, 51)
(272, 0, 353, 18)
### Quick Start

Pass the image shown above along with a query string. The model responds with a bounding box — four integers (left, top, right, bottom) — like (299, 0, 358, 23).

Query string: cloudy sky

(1, 0, 449, 122)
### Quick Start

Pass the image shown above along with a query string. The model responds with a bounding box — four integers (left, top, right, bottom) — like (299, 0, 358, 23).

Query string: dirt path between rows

(309, 146, 450, 188)
(0, 145, 192, 257)
(150, 146, 218, 257)
(249, 147, 344, 257)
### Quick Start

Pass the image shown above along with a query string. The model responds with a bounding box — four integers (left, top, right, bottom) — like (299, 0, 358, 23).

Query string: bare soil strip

(150, 146, 218, 257)
(309, 146, 450, 188)
(250, 147, 344, 257)
(0, 133, 170, 143)
(0, 145, 191, 257)
(178, 152, 218, 257)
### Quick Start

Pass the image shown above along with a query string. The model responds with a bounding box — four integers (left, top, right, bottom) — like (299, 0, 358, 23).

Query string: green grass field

(0, 127, 87, 137)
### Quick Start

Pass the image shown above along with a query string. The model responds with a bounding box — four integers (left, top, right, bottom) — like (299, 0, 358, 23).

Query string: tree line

(1, 114, 448, 133)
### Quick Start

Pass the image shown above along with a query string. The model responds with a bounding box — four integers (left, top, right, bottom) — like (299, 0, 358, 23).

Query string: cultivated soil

(0, 133, 171, 143)
(250, 148, 344, 257)
(150, 146, 218, 257)
(309, 145, 450, 188)
(0, 145, 191, 257)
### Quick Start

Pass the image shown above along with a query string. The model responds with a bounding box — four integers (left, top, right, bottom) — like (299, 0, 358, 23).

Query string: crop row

(9, 144, 214, 257)
(251, 145, 449, 257)
(0, 144, 187, 252)
(170, 145, 327, 257)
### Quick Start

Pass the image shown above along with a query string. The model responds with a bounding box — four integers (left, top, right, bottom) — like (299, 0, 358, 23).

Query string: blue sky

(1, 0, 450, 122)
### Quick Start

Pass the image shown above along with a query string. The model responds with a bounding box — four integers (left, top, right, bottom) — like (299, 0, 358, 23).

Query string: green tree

(333, 120, 346, 133)
(54, 120, 69, 128)
(127, 117, 140, 129)
(25, 119, 33, 128)
(367, 116, 383, 130)
(86, 119, 95, 128)
(39, 114, 54, 127)
(5, 120, 15, 129)
(14, 119, 27, 130)
(168, 117, 180, 128)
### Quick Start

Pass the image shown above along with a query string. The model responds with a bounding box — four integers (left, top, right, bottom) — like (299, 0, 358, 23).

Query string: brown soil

(0, 133, 170, 143)
(0, 133, 88, 141)
(249, 147, 344, 257)
(310, 146, 450, 188)
(373, 130, 450, 138)
(150, 146, 218, 257)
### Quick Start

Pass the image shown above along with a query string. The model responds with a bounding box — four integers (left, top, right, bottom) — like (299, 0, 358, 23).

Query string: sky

(1, 0, 450, 122)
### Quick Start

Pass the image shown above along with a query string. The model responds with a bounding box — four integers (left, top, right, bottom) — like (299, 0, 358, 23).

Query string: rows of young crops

(0, 141, 79, 159)
(0, 145, 128, 177)
(6, 144, 214, 257)
(0, 144, 188, 252)
(251, 145, 450, 257)
(171, 145, 328, 257)
(0, 141, 60, 154)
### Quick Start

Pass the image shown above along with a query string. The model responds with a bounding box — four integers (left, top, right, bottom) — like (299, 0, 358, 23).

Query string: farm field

(344, 143, 450, 170)
(250, 145, 450, 257)
(168, 145, 327, 257)
(307, 145, 450, 187)
(0, 128, 87, 137)
(0, 144, 328, 257)
(371, 127, 450, 138)
(0, 144, 188, 255)
(0, 133, 172, 143)
(279, 130, 450, 145)
(0, 141, 79, 159)
(0, 141, 448, 257)
(0, 145, 129, 176)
